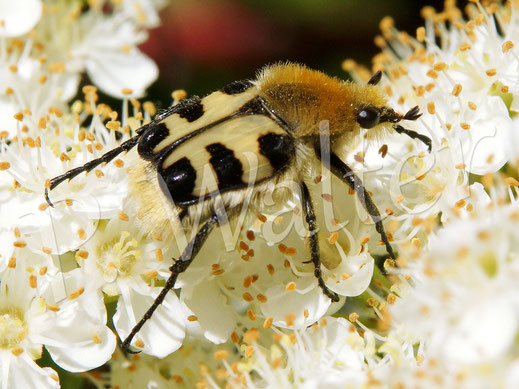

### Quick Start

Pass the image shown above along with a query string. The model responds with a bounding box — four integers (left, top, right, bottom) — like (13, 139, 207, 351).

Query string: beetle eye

(357, 107, 380, 129)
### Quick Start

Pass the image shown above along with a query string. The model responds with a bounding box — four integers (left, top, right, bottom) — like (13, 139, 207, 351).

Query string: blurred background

(138, 0, 469, 106)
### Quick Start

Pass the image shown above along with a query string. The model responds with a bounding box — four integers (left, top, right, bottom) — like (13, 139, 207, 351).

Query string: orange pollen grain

(263, 317, 273, 329)
(245, 345, 255, 358)
(278, 244, 297, 256)
(244, 328, 260, 342)
(285, 313, 296, 327)
(267, 264, 275, 275)
(426, 69, 438, 79)
(257, 294, 267, 303)
(214, 350, 229, 360)
(503, 41, 514, 52)
(360, 236, 370, 245)
(349, 312, 359, 322)
(212, 269, 225, 276)
(29, 275, 37, 288)
(39, 266, 47, 276)
(285, 282, 297, 292)
(416, 26, 426, 42)
(231, 332, 240, 343)
(134, 339, 145, 348)
(187, 315, 198, 321)
(13, 240, 26, 248)
(77, 228, 87, 240)
(155, 249, 163, 261)
(118, 211, 129, 221)
(76, 250, 89, 259)
(485, 68, 497, 77)
(247, 309, 256, 321)
(242, 292, 254, 302)
(246, 230, 255, 241)
(121, 88, 133, 95)
(328, 232, 339, 245)
(8, 257, 16, 268)
(68, 287, 85, 300)
(92, 334, 102, 344)
(427, 102, 435, 114)
(460, 123, 471, 130)
(114, 159, 124, 168)
(47, 304, 60, 312)
(11, 347, 23, 357)
(0, 162, 10, 170)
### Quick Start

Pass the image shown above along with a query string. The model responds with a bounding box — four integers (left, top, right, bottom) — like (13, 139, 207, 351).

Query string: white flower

(77, 214, 187, 358)
(231, 317, 369, 388)
(387, 201, 519, 384)
(0, 252, 115, 388)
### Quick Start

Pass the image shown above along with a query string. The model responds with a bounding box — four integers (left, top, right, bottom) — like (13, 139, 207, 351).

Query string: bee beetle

(45, 63, 430, 353)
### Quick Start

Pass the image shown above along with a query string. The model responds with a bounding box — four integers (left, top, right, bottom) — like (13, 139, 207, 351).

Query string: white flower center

(96, 231, 141, 281)
(0, 308, 27, 349)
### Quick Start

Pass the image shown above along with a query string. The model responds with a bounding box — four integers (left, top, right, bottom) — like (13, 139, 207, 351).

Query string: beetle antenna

(45, 132, 144, 207)
(367, 70, 382, 86)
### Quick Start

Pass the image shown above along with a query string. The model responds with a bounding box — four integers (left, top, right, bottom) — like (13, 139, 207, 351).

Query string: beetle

(45, 63, 430, 352)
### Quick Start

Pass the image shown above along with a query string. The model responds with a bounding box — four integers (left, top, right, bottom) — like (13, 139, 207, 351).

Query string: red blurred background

(138, 0, 467, 105)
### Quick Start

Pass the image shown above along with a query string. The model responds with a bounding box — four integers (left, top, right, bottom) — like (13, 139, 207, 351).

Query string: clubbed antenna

(403, 105, 422, 121)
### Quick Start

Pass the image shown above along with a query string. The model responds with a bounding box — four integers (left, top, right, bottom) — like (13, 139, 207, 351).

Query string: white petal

(44, 317, 116, 372)
(0, 352, 59, 389)
(326, 253, 374, 296)
(0, 0, 42, 37)
(261, 284, 332, 329)
(86, 49, 158, 98)
(113, 285, 186, 358)
(181, 280, 236, 344)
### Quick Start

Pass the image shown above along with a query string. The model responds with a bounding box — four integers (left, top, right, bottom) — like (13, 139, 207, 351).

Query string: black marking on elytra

(176, 96, 204, 122)
(221, 80, 253, 95)
(239, 97, 268, 115)
(206, 143, 244, 190)
(138, 122, 170, 160)
(158, 157, 198, 204)
(258, 133, 295, 171)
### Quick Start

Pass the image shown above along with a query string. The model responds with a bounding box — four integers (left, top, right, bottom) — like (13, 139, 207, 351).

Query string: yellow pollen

(92, 334, 102, 344)
(47, 304, 60, 312)
(214, 349, 229, 360)
(247, 309, 256, 321)
(502, 41, 514, 52)
(485, 68, 497, 77)
(172, 89, 187, 100)
(8, 257, 16, 268)
(77, 228, 87, 240)
(145, 270, 158, 279)
(395, 194, 405, 204)
(155, 249, 163, 261)
(256, 294, 267, 303)
(121, 88, 133, 95)
(231, 332, 240, 343)
(28, 275, 37, 289)
(285, 282, 296, 292)
(11, 347, 23, 357)
(328, 232, 339, 245)
(459, 43, 471, 51)
(76, 250, 89, 259)
(468, 101, 477, 110)
(267, 264, 275, 275)
(416, 26, 426, 42)
(278, 244, 297, 256)
(39, 266, 47, 276)
(68, 287, 85, 300)
(387, 294, 396, 304)
(426, 69, 438, 79)
(118, 211, 129, 221)
(427, 102, 435, 114)
(0, 162, 10, 171)
(38, 203, 49, 211)
(187, 315, 198, 321)
(452, 83, 462, 96)
(134, 338, 144, 348)
(106, 120, 121, 131)
(114, 159, 124, 168)
(285, 313, 296, 327)
(455, 199, 466, 208)
(244, 328, 260, 342)
(349, 312, 359, 322)
(263, 317, 273, 329)
(242, 292, 254, 302)
(460, 123, 471, 130)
